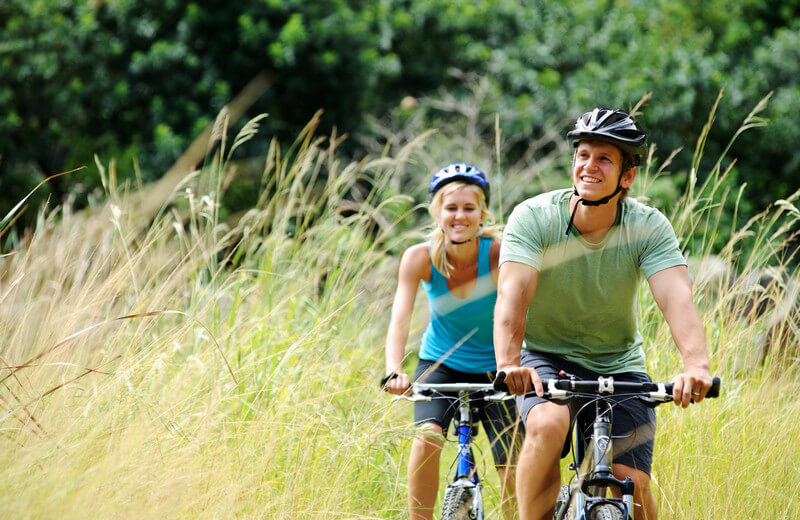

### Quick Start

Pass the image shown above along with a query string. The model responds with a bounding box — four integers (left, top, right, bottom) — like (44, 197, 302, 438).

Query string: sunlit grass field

(1, 100, 799, 519)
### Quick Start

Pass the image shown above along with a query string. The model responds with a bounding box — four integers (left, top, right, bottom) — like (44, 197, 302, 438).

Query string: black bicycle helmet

(567, 108, 647, 167)
(428, 162, 490, 204)
(564, 108, 647, 236)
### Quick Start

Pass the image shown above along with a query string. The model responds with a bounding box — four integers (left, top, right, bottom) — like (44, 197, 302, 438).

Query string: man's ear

(621, 167, 637, 189)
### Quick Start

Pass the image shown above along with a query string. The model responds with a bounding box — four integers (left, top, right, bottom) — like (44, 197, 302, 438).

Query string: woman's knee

(412, 423, 445, 452)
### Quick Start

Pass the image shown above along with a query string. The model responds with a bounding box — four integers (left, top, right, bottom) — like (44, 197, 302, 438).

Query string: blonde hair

(428, 182, 502, 278)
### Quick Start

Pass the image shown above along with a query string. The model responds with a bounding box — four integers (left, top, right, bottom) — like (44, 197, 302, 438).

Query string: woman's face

(438, 186, 483, 243)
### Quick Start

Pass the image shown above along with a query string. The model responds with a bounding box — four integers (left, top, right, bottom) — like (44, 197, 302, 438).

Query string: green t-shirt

(500, 189, 686, 373)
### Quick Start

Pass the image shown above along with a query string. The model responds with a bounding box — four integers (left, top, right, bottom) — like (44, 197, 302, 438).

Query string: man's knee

(524, 402, 570, 444)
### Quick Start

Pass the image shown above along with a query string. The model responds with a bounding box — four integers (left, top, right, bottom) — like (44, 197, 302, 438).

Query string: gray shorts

(413, 358, 522, 466)
(517, 350, 657, 475)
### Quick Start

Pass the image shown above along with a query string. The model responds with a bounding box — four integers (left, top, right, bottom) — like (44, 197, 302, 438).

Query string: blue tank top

(419, 237, 498, 373)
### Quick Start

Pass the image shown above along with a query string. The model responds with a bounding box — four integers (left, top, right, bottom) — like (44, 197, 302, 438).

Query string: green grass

(1, 100, 799, 518)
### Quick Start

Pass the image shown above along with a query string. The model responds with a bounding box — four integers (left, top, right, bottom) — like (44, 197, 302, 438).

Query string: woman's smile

(439, 187, 482, 241)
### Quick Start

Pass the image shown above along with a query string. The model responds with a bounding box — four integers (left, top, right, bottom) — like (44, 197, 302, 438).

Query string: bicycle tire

(590, 504, 624, 520)
(440, 482, 477, 520)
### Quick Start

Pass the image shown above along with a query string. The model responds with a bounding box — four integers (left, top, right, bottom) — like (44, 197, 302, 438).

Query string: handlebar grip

(380, 371, 398, 389)
(665, 376, 721, 399)
(706, 377, 721, 398)
(493, 371, 510, 393)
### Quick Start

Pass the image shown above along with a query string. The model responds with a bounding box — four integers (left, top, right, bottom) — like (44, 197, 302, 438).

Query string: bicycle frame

(451, 388, 484, 519)
(557, 398, 634, 520)
(454, 389, 480, 485)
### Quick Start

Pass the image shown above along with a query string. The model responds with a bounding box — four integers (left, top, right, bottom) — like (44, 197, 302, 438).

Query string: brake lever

(638, 396, 662, 409)
(391, 394, 432, 403)
(637, 394, 702, 408)
(484, 392, 511, 402)
(542, 393, 572, 404)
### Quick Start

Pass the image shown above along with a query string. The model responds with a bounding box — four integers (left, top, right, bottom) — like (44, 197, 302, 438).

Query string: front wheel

(441, 481, 479, 520)
(554, 485, 574, 520)
(590, 504, 624, 520)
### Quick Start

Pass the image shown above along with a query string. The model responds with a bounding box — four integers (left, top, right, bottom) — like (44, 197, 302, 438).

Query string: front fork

(579, 405, 635, 519)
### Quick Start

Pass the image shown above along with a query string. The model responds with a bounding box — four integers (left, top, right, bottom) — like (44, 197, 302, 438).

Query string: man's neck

(569, 194, 619, 243)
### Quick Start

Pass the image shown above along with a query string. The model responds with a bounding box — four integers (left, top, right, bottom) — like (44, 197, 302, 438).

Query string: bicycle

(392, 381, 515, 520)
(493, 371, 721, 520)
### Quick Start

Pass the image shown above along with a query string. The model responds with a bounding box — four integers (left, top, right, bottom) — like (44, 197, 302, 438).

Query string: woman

(382, 163, 519, 520)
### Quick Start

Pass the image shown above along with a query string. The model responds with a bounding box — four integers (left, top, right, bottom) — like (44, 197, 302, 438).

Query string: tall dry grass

(1, 94, 799, 519)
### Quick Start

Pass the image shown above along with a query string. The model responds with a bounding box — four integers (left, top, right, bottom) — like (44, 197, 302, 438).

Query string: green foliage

(1, 109, 799, 517)
(1, 0, 799, 239)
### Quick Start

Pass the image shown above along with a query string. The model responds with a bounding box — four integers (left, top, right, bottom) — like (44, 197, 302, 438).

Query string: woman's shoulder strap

(478, 237, 493, 275)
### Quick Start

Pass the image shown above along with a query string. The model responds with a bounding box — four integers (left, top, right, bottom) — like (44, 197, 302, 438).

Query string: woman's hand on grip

(383, 372, 411, 395)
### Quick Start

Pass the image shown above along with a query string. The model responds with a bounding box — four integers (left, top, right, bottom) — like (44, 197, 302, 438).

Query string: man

(494, 108, 713, 520)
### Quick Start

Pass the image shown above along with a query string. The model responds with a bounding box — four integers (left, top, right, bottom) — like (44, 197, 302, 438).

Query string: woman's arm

(384, 244, 429, 394)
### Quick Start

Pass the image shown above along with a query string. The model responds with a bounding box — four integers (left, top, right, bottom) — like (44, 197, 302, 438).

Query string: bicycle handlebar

(392, 381, 513, 402)
(493, 371, 721, 402)
(412, 382, 499, 393)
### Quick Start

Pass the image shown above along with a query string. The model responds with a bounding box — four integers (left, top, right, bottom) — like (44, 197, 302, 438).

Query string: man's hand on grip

(498, 365, 543, 397)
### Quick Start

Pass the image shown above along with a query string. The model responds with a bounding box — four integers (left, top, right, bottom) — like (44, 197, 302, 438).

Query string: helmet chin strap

(565, 179, 622, 237)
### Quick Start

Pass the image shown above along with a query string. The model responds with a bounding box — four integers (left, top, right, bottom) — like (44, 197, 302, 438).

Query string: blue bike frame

(394, 381, 513, 520)
(454, 389, 480, 486)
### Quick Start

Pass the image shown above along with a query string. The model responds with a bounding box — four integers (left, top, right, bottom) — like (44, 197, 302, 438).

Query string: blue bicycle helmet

(428, 163, 490, 204)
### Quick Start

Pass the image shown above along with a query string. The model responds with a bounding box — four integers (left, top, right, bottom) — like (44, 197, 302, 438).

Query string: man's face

(572, 140, 633, 201)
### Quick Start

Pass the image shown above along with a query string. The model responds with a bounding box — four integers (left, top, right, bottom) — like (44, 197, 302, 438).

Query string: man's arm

(648, 265, 713, 407)
(494, 261, 542, 396)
